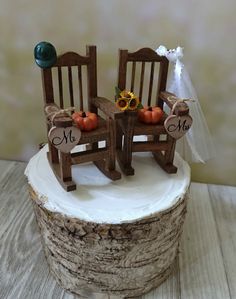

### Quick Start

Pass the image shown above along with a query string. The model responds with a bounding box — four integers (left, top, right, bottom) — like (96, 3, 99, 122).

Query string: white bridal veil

(156, 45, 215, 163)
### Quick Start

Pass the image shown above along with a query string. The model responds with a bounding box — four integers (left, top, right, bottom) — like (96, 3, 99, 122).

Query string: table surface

(0, 160, 235, 299)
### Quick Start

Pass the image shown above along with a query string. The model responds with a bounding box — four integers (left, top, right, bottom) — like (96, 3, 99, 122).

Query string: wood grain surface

(0, 160, 235, 299)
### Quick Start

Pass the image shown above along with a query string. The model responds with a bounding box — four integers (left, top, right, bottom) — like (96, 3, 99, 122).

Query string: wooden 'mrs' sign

(48, 126, 81, 153)
(164, 115, 192, 139)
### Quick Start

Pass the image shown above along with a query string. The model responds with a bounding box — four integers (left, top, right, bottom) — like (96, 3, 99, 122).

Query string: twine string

(46, 106, 75, 125)
(167, 96, 195, 115)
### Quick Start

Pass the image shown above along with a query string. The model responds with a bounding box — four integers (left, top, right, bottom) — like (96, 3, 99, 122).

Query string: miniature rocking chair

(35, 43, 121, 191)
(116, 47, 190, 175)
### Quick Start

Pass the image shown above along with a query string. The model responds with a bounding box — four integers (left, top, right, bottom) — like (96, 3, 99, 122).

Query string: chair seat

(79, 116, 109, 144)
(132, 114, 174, 153)
(133, 114, 168, 136)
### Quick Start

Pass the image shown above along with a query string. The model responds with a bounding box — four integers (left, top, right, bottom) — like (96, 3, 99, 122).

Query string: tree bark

(29, 184, 188, 298)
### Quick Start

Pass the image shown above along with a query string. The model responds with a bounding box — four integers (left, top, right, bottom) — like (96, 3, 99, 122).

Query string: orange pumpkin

(72, 111, 98, 131)
(138, 106, 164, 124)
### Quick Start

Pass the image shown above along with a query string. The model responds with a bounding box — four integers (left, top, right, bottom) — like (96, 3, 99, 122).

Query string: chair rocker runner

(36, 44, 121, 191)
(116, 47, 190, 176)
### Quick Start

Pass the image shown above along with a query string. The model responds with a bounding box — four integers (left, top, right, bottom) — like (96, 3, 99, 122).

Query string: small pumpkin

(138, 106, 164, 124)
(72, 111, 98, 131)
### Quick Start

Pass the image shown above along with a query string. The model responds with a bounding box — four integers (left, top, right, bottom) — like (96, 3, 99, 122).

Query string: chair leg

(104, 118, 121, 180)
(164, 136, 178, 173)
(47, 123, 59, 164)
(60, 152, 76, 191)
(60, 152, 72, 182)
(48, 142, 59, 164)
(105, 118, 116, 171)
(152, 135, 177, 174)
(47, 151, 76, 191)
(46, 119, 76, 191)
(94, 118, 121, 181)
(116, 119, 123, 151)
(117, 115, 135, 175)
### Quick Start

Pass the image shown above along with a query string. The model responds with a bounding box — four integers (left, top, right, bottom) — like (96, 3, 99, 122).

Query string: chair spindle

(139, 62, 145, 101)
(68, 66, 74, 107)
(77, 66, 83, 111)
(57, 67, 64, 108)
(148, 62, 155, 107)
(130, 62, 136, 92)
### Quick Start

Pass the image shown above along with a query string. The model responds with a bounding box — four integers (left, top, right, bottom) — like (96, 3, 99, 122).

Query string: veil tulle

(156, 45, 215, 163)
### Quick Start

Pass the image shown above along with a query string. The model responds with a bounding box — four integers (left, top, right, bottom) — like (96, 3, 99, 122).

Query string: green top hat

(34, 41, 57, 68)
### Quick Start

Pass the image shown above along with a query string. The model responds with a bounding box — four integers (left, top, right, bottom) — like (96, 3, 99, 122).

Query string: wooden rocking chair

(37, 45, 121, 191)
(116, 47, 189, 175)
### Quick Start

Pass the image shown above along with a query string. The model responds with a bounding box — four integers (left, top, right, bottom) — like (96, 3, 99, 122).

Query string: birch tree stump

(25, 145, 190, 298)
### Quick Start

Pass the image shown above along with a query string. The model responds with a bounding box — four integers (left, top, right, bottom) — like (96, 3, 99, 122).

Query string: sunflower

(116, 97, 129, 111)
(119, 90, 133, 99)
(116, 89, 140, 111)
(128, 96, 140, 110)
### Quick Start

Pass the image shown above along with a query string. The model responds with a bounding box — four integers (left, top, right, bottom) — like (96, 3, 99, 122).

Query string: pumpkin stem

(81, 112, 87, 118)
(148, 107, 152, 111)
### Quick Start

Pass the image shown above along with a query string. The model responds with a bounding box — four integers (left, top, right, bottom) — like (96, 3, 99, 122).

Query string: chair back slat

(147, 62, 155, 106)
(156, 59, 169, 109)
(118, 48, 169, 108)
(41, 46, 97, 113)
(41, 68, 54, 104)
(139, 62, 145, 101)
(68, 66, 74, 107)
(57, 67, 64, 108)
(77, 66, 84, 111)
(86, 45, 97, 112)
(130, 62, 136, 92)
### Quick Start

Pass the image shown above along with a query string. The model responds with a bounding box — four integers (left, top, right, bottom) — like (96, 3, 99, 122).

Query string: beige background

(0, 0, 235, 185)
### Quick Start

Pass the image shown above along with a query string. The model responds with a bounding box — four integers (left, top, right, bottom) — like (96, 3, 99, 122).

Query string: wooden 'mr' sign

(48, 126, 81, 153)
(164, 114, 192, 139)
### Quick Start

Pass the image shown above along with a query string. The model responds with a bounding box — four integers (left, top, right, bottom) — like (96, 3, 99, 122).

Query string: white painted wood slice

(48, 126, 81, 153)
